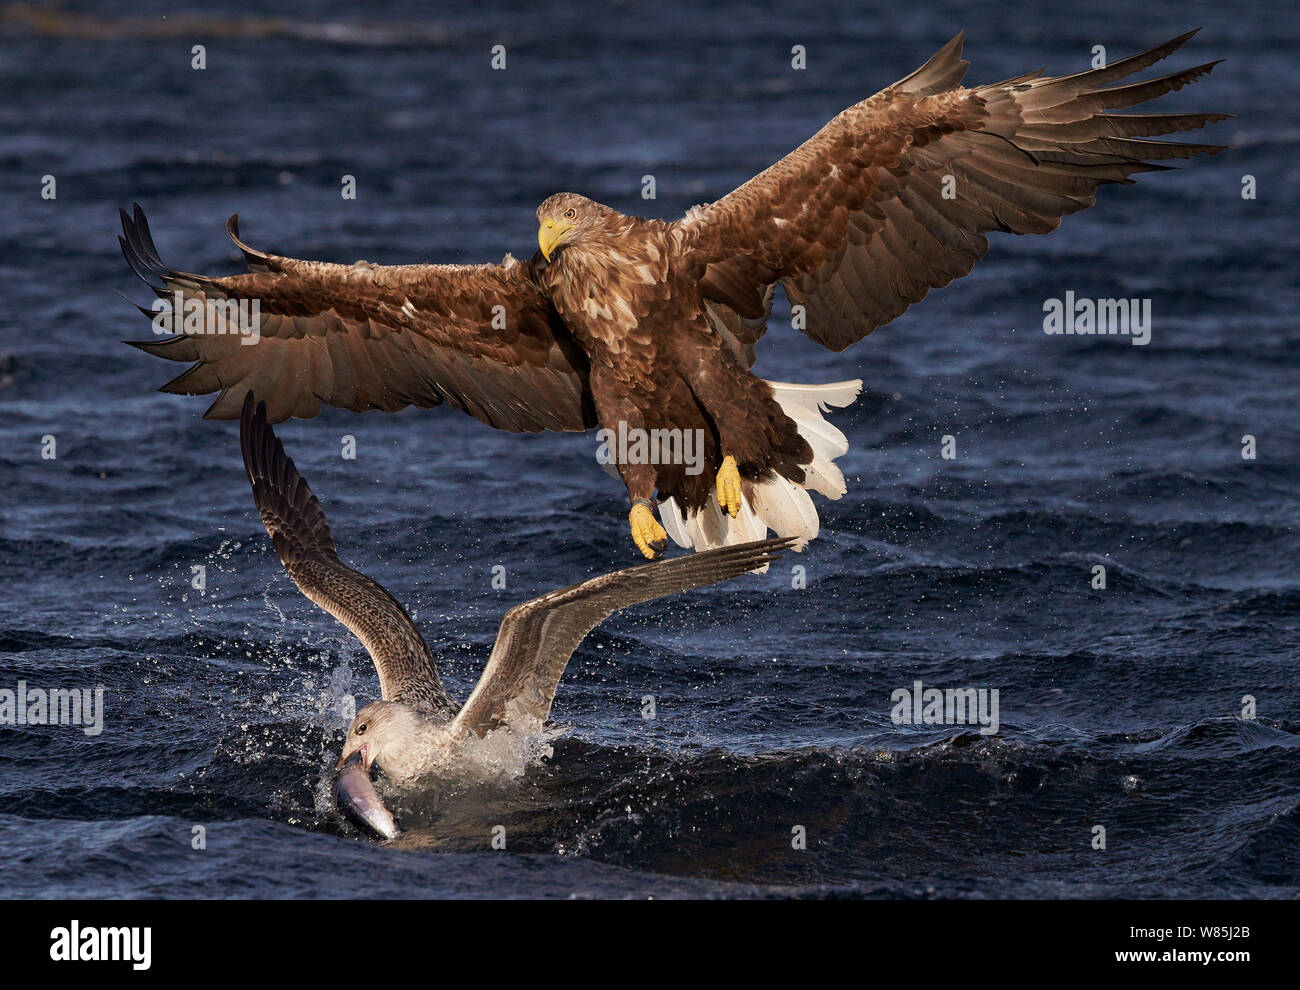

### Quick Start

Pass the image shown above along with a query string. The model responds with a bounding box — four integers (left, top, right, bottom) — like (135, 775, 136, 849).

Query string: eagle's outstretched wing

(683, 31, 1228, 351)
(121, 205, 597, 430)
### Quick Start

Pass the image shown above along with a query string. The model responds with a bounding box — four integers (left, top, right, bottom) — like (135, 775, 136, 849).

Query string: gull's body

(238, 396, 789, 823)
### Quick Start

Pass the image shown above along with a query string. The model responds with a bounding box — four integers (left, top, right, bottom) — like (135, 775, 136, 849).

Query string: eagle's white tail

(658, 379, 861, 567)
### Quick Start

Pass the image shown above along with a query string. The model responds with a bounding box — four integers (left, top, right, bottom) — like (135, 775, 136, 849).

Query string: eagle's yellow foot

(629, 502, 668, 559)
(715, 454, 742, 518)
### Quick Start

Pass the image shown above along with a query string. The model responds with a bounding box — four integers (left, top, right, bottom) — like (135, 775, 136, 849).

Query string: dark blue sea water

(1, 0, 1297, 898)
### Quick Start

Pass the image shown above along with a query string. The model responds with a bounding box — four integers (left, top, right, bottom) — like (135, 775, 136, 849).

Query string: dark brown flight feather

(125, 206, 595, 431)
(682, 29, 1227, 351)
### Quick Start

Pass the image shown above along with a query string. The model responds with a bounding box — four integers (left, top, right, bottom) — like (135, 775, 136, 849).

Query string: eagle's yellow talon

(716, 454, 742, 518)
(629, 502, 668, 559)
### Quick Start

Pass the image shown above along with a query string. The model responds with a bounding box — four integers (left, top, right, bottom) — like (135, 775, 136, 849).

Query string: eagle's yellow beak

(538, 216, 575, 261)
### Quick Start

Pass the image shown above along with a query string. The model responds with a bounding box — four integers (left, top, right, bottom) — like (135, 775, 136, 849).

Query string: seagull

(237, 394, 791, 836)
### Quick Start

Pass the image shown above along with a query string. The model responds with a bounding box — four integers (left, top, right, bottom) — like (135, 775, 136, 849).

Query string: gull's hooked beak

(335, 743, 369, 772)
(538, 216, 575, 261)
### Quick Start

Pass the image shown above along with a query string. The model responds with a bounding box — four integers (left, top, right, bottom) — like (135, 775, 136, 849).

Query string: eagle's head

(536, 192, 619, 261)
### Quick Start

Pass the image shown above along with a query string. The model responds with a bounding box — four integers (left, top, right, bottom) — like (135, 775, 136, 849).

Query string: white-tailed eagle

(121, 31, 1226, 558)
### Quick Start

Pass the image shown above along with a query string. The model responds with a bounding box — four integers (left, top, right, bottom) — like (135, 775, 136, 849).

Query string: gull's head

(536, 192, 615, 260)
(336, 699, 427, 775)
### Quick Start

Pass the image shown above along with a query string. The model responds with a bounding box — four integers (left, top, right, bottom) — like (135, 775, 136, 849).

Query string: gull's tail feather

(659, 378, 861, 568)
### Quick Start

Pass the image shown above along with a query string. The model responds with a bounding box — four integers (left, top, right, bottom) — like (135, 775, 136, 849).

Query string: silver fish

(335, 750, 399, 839)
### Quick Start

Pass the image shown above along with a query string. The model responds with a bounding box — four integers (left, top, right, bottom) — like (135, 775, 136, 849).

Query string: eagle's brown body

(120, 31, 1227, 558)
(538, 209, 810, 513)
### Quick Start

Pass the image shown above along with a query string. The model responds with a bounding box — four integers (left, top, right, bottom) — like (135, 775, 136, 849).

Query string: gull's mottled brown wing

(240, 393, 456, 718)
(122, 205, 596, 431)
(452, 538, 793, 737)
(682, 31, 1228, 351)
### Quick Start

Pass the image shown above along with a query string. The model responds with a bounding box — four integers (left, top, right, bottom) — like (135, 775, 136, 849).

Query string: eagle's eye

(356, 723, 367, 736)
(563, 207, 578, 221)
